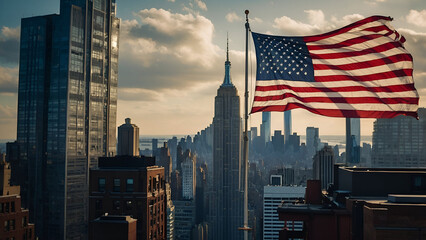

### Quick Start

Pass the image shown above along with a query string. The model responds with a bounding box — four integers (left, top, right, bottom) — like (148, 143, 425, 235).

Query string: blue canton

(252, 32, 314, 82)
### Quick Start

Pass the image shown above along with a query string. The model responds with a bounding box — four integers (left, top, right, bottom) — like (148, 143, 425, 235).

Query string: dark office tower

(171, 170, 182, 201)
(16, 1, 120, 238)
(152, 138, 159, 155)
(287, 133, 301, 152)
(312, 146, 334, 190)
(158, 142, 173, 182)
(210, 42, 243, 240)
(306, 127, 320, 157)
(250, 127, 258, 141)
(345, 118, 361, 165)
(168, 137, 178, 170)
(176, 145, 184, 172)
(196, 164, 207, 224)
(261, 112, 271, 144)
(117, 118, 140, 156)
(284, 111, 292, 145)
(372, 108, 426, 168)
(272, 130, 284, 152)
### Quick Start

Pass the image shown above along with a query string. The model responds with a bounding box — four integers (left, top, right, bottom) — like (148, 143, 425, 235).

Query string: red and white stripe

(252, 16, 419, 118)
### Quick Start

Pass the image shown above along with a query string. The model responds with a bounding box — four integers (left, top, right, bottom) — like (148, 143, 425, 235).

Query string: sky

(0, 0, 425, 139)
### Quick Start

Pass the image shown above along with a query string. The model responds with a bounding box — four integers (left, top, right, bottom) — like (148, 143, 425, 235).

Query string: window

(0, 203, 3, 213)
(113, 200, 120, 210)
(11, 201, 15, 212)
(10, 219, 15, 230)
(98, 178, 106, 192)
(5, 202, 9, 213)
(126, 178, 134, 192)
(4, 220, 9, 231)
(113, 179, 120, 192)
(126, 201, 132, 211)
(22, 216, 27, 227)
(95, 200, 103, 210)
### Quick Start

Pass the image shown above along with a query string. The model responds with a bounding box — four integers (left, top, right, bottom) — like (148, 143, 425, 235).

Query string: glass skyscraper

(346, 118, 361, 164)
(16, 0, 119, 239)
(372, 108, 426, 168)
(284, 110, 292, 145)
(261, 112, 271, 144)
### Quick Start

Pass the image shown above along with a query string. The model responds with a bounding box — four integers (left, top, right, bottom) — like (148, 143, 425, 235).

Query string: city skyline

(1, 0, 426, 139)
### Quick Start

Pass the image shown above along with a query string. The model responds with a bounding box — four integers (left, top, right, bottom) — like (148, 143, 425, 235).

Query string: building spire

(226, 32, 229, 62)
(222, 33, 232, 86)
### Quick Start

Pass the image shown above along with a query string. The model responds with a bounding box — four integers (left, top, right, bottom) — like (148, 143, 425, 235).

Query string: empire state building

(210, 40, 243, 240)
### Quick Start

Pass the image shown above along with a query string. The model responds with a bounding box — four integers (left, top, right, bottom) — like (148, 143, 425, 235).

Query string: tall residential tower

(117, 118, 140, 156)
(210, 41, 243, 240)
(16, 0, 120, 238)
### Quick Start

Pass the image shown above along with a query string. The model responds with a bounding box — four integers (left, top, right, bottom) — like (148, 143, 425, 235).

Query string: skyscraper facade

(284, 111, 292, 145)
(210, 43, 243, 240)
(182, 151, 196, 200)
(261, 112, 272, 145)
(346, 118, 361, 164)
(117, 118, 139, 156)
(372, 108, 426, 168)
(16, 0, 120, 238)
(306, 127, 319, 158)
(312, 146, 335, 190)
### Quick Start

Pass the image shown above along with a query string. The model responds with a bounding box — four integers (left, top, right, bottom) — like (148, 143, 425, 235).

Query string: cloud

(119, 8, 225, 92)
(195, 0, 207, 11)
(226, 12, 242, 23)
(364, 0, 386, 5)
(124, 9, 220, 68)
(0, 66, 18, 93)
(118, 88, 162, 102)
(0, 26, 20, 65)
(406, 10, 426, 27)
(168, 0, 175, 2)
(398, 29, 426, 91)
(251, 17, 263, 24)
(273, 11, 364, 35)
(0, 104, 15, 118)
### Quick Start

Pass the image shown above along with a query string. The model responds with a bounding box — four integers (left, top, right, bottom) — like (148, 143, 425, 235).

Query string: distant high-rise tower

(284, 111, 292, 145)
(306, 127, 320, 158)
(181, 150, 196, 200)
(117, 118, 139, 156)
(313, 146, 335, 190)
(346, 118, 361, 165)
(261, 112, 272, 144)
(16, 0, 120, 238)
(372, 108, 426, 167)
(210, 39, 243, 240)
(158, 142, 173, 182)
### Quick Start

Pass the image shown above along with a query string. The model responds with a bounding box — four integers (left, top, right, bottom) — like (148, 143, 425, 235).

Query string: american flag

(251, 16, 419, 118)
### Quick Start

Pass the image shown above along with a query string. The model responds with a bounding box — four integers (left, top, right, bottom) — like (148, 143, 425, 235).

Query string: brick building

(0, 160, 34, 240)
(277, 167, 426, 240)
(89, 156, 166, 240)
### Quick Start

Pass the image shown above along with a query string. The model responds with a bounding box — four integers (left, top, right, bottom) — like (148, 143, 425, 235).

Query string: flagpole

(241, 9, 251, 240)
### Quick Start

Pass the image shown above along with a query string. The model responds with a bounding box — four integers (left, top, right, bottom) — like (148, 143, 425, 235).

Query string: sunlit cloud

(226, 12, 242, 23)
(406, 10, 426, 27)
(272, 10, 364, 35)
